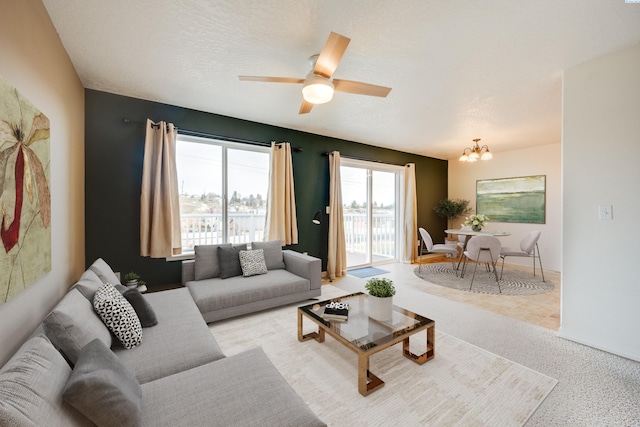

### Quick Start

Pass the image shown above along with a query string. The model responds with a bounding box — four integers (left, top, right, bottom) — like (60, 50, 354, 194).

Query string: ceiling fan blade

(299, 99, 314, 114)
(314, 32, 350, 78)
(238, 76, 305, 84)
(333, 79, 392, 97)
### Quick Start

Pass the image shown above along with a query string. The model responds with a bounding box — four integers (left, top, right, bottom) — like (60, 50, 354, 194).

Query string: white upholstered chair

(418, 228, 459, 275)
(462, 235, 502, 292)
(499, 230, 545, 282)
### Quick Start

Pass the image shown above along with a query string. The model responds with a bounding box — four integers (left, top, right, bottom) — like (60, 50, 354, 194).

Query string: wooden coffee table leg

(297, 311, 325, 342)
(358, 353, 384, 396)
(403, 325, 435, 364)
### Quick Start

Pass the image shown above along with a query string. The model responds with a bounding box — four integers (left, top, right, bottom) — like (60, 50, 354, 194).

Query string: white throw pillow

(239, 249, 268, 277)
(93, 283, 142, 349)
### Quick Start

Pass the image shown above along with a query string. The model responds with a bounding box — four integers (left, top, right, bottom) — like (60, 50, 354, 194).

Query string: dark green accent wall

(85, 89, 448, 288)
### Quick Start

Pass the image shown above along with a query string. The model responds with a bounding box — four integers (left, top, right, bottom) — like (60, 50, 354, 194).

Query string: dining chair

(456, 225, 473, 254)
(499, 230, 545, 282)
(454, 225, 473, 270)
(461, 235, 502, 292)
(418, 228, 459, 275)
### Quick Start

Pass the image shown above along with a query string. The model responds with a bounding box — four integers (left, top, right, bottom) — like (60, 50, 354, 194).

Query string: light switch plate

(598, 205, 613, 220)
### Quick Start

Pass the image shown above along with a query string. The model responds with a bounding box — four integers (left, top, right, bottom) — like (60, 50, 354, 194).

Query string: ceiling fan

(239, 32, 392, 114)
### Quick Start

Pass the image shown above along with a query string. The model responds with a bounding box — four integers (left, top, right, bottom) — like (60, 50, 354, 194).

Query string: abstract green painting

(476, 175, 545, 224)
(0, 74, 51, 304)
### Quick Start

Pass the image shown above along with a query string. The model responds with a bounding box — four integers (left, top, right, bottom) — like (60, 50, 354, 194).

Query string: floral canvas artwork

(0, 74, 51, 304)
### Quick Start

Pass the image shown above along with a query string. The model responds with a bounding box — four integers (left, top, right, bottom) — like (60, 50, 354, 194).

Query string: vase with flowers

(464, 214, 490, 232)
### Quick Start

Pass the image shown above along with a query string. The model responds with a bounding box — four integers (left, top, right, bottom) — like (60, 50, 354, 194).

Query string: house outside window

(175, 134, 270, 253)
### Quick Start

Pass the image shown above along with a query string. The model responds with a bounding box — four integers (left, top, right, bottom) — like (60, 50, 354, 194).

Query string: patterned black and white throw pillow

(239, 249, 268, 277)
(93, 283, 142, 349)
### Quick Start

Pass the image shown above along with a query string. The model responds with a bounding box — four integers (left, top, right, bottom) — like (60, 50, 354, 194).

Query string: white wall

(448, 143, 562, 272)
(0, 0, 84, 365)
(560, 43, 640, 362)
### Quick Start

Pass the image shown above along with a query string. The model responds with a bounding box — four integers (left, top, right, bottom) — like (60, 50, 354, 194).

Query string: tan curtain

(265, 142, 298, 245)
(140, 119, 181, 258)
(402, 163, 418, 263)
(327, 151, 347, 280)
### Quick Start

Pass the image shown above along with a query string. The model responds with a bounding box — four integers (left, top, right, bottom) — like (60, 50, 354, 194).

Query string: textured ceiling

(42, 0, 640, 160)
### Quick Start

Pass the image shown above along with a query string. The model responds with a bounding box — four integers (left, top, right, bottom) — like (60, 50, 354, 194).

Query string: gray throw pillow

(114, 285, 158, 327)
(0, 335, 93, 427)
(194, 243, 231, 280)
(93, 283, 143, 349)
(70, 268, 104, 300)
(89, 258, 121, 285)
(63, 339, 142, 427)
(239, 249, 268, 277)
(43, 289, 113, 365)
(218, 244, 247, 279)
(251, 240, 286, 270)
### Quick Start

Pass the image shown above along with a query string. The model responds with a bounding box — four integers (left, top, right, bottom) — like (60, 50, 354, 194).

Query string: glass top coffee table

(297, 292, 435, 396)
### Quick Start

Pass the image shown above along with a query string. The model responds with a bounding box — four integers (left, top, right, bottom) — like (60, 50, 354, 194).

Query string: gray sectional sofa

(182, 241, 322, 323)
(0, 258, 325, 427)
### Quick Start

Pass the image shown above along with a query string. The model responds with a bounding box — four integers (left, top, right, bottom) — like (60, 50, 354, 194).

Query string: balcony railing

(180, 213, 266, 251)
(179, 212, 396, 259)
(344, 213, 396, 259)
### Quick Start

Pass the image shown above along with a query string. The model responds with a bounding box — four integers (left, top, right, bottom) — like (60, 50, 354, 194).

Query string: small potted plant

(124, 272, 147, 292)
(364, 277, 396, 321)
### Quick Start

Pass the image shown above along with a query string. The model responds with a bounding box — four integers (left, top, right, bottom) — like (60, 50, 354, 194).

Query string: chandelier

(459, 138, 493, 162)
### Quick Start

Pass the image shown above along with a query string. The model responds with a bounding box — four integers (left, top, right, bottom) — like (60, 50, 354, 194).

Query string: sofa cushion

(114, 284, 158, 327)
(88, 257, 121, 285)
(63, 339, 142, 427)
(194, 243, 231, 280)
(43, 289, 113, 365)
(93, 283, 143, 349)
(140, 347, 325, 427)
(0, 335, 92, 427)
(187, 269, 310, 313)
(112, 288, 226, 384)
(70, 268, 104, 300)
(239, 249, 268, 277)
(251, 240, 286, 270)
(218, 244, 247, 279)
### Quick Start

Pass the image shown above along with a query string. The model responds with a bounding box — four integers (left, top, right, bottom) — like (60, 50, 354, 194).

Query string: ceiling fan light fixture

(302, 74, 334, 104)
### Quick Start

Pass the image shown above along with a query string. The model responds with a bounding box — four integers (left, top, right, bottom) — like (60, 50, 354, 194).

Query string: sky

(176, 139, 397, 207)
(176, 140, 269, 200)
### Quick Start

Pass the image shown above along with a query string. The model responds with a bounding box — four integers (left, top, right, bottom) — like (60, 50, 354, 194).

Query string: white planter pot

(368, 295, 393, 322)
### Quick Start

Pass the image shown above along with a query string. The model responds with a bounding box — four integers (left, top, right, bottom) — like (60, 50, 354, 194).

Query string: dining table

(444, 228, 511, 272)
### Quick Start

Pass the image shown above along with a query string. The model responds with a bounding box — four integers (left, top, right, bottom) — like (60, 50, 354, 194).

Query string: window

(175, 134, 270, 253)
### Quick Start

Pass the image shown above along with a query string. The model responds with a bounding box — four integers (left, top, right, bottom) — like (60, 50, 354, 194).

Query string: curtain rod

(122, 118, 302, 151)
(323, 151, 407, 167)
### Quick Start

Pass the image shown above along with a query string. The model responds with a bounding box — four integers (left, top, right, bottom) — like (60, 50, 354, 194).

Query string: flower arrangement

(464, 214, 490, 231)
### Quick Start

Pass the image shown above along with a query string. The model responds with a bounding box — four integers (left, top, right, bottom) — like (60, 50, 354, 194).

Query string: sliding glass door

(341, 159, 401, 268)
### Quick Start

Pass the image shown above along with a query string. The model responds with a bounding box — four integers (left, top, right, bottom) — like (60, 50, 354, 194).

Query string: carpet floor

(330, 262, 640, 425)
(414, 262, 554, 295)
(210, 286, 557, 426)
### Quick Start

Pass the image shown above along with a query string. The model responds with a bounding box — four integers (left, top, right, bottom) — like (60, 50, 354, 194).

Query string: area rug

(414, 263, 554, 296)
(347, 266, 390, 278)
(209, 285, 557, 426)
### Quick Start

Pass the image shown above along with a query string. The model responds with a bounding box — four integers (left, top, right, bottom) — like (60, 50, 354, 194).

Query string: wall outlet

(598, 205, 613, 220)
